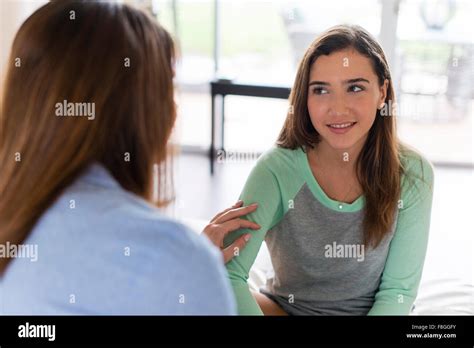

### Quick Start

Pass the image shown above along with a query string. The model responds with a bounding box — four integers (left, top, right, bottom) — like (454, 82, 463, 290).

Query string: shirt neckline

(78, 163, 122, 189)
(296, 146, 365, 213)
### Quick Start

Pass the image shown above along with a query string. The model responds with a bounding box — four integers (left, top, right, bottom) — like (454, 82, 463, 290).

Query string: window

(152, 0, 472, 165)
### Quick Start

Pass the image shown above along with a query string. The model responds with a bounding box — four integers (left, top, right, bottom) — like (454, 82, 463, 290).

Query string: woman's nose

(328, 96, 349, 117)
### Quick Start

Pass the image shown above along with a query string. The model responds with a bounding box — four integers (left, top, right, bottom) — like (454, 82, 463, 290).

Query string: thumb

(222, 234, 251, 263)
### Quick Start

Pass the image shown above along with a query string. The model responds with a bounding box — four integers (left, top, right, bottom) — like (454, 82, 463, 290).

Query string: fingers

(210, 200, 244, 223)
(233, 200, 244, 208)
(220, 218, 260, 236)
(205, 201, 260, 261)
(213, 203, 258, 224)
(202, 223, 223, 248)
(222, 233, 251, 263)
(203, 214, 259, 250)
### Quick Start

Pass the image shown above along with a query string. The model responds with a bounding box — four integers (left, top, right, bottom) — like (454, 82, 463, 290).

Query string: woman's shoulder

(5, 170, 231, 314)
(399, 144, 435, 200)
(254, 145, 305, 174)
(34, 163, 219, 263)
(399, 144, 434, 184)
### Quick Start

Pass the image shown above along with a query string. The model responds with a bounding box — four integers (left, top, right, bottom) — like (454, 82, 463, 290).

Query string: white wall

(0, 0, 48, 80)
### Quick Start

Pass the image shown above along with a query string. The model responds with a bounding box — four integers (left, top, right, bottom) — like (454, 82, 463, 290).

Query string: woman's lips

(326, 122, 357, 134)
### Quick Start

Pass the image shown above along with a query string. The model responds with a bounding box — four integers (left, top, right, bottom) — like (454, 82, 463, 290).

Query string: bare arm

(251, 290, 288, 316)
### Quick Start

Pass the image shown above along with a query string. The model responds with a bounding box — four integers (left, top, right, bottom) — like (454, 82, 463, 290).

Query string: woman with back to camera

(0, 0, 258, 314)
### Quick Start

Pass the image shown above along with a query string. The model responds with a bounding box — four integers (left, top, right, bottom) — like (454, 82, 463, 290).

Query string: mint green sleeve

(368, 154, 435, 315)
(224, 159, 283, 315)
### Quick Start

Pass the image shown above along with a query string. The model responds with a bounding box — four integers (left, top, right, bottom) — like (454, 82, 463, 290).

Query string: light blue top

(0, 164, 236, 315)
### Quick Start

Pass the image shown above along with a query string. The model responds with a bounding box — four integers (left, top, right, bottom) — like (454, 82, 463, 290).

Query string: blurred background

(152, 0, 474, 165)
(1, 0, 473, 314)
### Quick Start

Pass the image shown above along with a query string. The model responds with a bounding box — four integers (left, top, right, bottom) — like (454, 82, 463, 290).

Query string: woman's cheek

(307, 102, 327, 132)
(346, 93, 373, 124)
(358, 103, 378, 131)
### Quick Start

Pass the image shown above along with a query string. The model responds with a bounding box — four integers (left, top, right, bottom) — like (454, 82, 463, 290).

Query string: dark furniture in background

(210, 79, 291, 174)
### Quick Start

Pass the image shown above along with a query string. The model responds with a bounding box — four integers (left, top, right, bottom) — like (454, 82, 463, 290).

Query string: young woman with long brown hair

(0, 0, 258, 315)
(224, 25, 434, 315)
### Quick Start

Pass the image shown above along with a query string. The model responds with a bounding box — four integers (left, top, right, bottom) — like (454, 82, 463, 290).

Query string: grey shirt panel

(261, 184, 398, 315)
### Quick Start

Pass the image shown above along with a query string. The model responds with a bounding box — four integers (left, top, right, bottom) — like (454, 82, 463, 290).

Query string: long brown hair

(278, 25, 403, 248)
(0, 0, 176, 271)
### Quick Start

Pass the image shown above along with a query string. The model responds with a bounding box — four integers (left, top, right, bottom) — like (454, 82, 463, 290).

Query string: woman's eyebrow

(345, 78, 370, 84)
(308, 80, 329, 86)
(308, 77, 370, 86)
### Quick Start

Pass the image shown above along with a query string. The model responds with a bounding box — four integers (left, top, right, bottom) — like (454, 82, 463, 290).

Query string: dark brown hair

(0, 0, 176, 271)
(278, 24, 403, 248)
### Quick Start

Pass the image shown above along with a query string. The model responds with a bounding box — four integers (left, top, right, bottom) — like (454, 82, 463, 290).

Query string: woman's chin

(322, 137, 359, 152)
(319, 129, 369, 154)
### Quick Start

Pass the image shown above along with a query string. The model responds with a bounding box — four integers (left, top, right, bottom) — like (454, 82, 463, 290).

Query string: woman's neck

(311, 138, 365, 174)
(307, 138, 367, 203)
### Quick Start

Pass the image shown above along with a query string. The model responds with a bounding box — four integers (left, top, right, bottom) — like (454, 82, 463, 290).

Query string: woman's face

(307, 49, 388, 152)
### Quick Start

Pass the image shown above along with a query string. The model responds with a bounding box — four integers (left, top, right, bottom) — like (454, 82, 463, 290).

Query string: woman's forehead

(309, 49, 376, 82)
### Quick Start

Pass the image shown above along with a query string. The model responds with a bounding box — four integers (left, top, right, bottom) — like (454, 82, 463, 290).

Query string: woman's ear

(378, 79, 389, 109)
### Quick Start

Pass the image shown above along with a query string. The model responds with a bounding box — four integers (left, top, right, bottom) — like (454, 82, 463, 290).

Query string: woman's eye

(348, 85, 364, 93)
(312, 87, 328, 95)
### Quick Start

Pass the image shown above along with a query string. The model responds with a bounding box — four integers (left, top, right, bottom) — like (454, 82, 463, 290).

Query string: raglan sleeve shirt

(224, 147, 434, 315)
